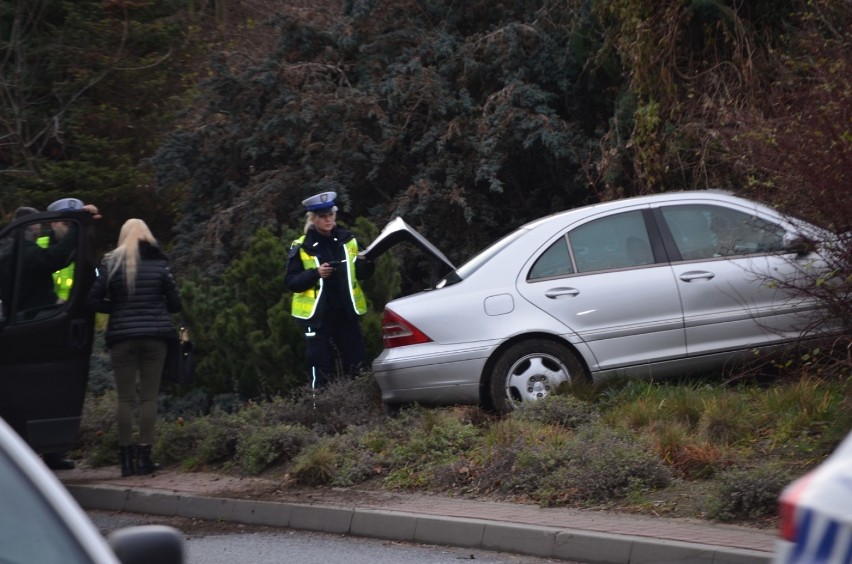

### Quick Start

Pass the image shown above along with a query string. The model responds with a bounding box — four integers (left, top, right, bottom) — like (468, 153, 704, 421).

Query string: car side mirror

(784, 235, 816, 255)
(108, 525, 185, 564)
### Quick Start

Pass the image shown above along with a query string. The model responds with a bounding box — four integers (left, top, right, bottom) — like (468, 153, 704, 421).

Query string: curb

(67, 483, 772, 564)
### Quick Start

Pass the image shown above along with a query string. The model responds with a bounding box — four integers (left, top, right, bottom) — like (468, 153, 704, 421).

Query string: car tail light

(778, 472, 815, 542)
(779, 498, 798, 542)
(381, 308, 432, 348)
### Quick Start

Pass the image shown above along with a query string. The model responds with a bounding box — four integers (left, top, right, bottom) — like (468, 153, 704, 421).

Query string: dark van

(0, 209, 97, 454)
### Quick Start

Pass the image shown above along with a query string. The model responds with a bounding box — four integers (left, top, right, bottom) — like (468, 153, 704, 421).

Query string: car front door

(0, 210, 97, 454)
(653, 202, 813, 356)
(517, 208, 686, 373)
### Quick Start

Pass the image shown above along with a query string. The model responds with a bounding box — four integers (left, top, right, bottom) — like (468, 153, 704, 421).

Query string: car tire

(489, 340, 586, 414)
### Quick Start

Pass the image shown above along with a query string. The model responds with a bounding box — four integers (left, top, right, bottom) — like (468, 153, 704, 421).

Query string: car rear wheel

(489, 340, 586, 413)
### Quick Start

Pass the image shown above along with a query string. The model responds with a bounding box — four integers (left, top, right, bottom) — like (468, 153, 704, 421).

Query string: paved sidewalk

(58, 466, 775, 564)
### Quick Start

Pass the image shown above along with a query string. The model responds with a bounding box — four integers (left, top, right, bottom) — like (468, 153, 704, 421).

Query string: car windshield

(436, 228, 529, 288)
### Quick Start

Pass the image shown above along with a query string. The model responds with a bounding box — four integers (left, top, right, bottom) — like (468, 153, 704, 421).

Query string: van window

(0, 219, 78, 324)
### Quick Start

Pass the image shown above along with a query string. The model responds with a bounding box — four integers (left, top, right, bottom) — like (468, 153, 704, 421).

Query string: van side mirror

(108, 525, 185, 564)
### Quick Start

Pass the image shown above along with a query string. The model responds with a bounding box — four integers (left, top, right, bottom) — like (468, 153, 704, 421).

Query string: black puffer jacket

(86, 242, 182, 346)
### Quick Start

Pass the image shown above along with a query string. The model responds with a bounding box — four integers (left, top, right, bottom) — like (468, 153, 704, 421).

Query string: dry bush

(709, 463, 795, 521)
(235, 423, 316, 475)
(512, 394, 600, 429)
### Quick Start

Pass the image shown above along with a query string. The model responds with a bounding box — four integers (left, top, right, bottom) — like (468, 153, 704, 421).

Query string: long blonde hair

(104, 218, 158, 295)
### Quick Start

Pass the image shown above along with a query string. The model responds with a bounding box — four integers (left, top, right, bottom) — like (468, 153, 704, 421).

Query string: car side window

(567, 210, 654, 273)
(659, 204, 785, 260)
(528, 236, 574, 280)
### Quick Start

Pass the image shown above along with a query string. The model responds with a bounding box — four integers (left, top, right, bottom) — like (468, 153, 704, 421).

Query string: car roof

(521, 189, 750, 231)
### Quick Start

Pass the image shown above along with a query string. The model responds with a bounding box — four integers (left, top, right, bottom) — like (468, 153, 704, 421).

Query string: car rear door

(517, 207, 686, 372)
(653, 202, 815, 355)
(0, 210, 97, 454)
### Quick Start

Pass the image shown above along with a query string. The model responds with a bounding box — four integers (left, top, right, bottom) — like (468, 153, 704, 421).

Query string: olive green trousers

(110, 338, 167, 445)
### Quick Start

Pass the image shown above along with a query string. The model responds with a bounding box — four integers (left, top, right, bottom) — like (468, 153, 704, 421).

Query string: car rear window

(437, 228, 528, 288)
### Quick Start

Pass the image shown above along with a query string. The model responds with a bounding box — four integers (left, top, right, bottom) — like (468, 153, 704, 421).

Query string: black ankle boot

(135, 444, 160, 475)
(119, 445, 135, 477)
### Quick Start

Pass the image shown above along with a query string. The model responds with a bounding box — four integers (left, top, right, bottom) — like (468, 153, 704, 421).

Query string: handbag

(163, 324, 194, 385)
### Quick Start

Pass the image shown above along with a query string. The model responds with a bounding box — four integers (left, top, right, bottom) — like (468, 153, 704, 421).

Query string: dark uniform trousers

(305, 307, 366, 388)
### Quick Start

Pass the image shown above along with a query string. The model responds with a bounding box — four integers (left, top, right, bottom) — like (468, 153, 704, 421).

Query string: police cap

(301, 191, 337, 213)
(47, 198, 85, 212)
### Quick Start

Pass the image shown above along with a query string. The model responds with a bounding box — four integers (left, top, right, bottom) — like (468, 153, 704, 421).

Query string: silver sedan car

(369, 190, 829, 413)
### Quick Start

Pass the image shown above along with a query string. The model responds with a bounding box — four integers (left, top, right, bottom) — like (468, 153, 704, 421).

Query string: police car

(775, 430, 852, 564)
(0, 415, 184, 563)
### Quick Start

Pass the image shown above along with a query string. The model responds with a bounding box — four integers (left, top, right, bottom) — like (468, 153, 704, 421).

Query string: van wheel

(489, 340, 586, 414)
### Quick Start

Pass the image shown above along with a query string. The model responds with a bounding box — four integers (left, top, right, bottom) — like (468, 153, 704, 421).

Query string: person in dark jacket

(12, 205, 79, 312)
(87, 218, 182, 477)
(285, 191, 375, 390)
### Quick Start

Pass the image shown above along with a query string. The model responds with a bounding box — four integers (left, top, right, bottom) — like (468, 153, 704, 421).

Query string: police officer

(285, 191, 375, 390)
(36, 198, 92, 301)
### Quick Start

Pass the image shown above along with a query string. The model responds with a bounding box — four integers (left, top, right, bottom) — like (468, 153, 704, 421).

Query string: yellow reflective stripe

(290, 236, 368, 319)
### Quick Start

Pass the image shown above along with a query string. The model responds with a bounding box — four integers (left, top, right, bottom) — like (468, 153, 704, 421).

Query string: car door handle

(679, 271, 715, 282)
(545, 287, 580, 299)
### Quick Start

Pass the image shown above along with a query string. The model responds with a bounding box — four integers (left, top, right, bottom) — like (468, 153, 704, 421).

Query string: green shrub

(235, 423, 316, 475)
(512, 394, 599, 428)
(289, 374, 386, 434)
(290, 442, 340, 486)
(154, 416, 212, 468)
(481, 423, 671, 507)
(698, 394, 754, 446)
(709, 463, 794, 521)
(542, 425, 672, 506)
(159, 388, 213, 421)
(75, 390, 119, 466)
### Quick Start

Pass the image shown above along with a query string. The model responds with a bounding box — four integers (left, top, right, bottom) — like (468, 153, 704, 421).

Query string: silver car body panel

(372, 191, 830, 407)
(0, 416, 121, 563)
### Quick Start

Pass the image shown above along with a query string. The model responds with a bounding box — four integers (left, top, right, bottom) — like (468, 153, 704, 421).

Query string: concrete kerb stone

(174, 494, 235, 522)
(629, 537, 770, 564)
(554, 529, 634, 564)
(66, 484, 773, 564)
(481, 521, 558, 558)
(287, 503, 354, 534)
(123, 488, 180, 517)
(708, 548, 774, 564)
(66, 484, 129, 512)
(230, 499, 292, 528)
(351, 508, 418, 541)
(412, 514, 486, 548)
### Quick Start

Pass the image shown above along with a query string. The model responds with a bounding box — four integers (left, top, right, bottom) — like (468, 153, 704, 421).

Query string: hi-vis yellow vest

(290, 236, 367, 320)
(36, 235, 75, 301)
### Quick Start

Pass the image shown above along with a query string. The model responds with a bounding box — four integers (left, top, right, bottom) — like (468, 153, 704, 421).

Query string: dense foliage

(0, 0, 227, 243)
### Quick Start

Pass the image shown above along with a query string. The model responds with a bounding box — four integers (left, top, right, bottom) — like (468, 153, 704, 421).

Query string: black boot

(135, 444, 160, 475)
(119, 445, 135, 477)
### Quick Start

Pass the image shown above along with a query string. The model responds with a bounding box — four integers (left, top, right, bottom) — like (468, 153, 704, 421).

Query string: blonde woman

(87, 219, 182, 477)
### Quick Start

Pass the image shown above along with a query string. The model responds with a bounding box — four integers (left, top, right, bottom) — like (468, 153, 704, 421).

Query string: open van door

(0, 209, 97, 454)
